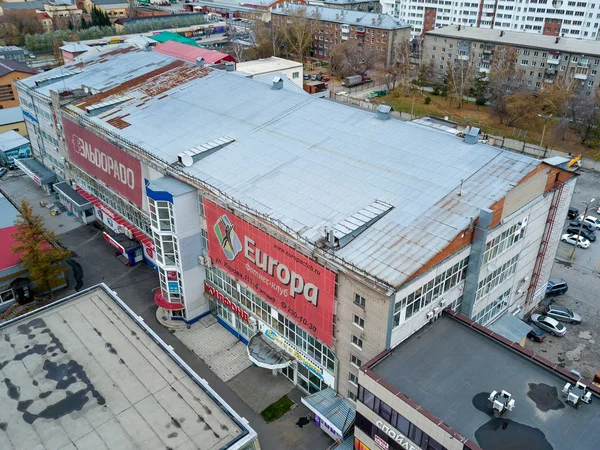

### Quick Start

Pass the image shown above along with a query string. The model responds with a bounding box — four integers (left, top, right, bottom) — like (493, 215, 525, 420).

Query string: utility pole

(538, 113, 552, 148)
(570, 198, 595, 261)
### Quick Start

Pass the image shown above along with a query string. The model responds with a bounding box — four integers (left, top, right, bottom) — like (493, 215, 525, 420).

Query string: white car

(530, 314, 567, 337)
(561, 233, 590, 248)
(577, 215, 600, 230)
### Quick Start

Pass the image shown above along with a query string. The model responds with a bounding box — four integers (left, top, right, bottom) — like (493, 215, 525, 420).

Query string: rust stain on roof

(76, 60, 210, 109)
(107, 116, 131, 129)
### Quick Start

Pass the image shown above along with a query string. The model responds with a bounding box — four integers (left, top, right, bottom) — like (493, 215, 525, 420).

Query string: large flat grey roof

(0, 284, 253, 450)
(426, 26, 600, 56)
(55, 48, 541, 288)
(370, 315, 600, 450)
(273, 6, 410, 30)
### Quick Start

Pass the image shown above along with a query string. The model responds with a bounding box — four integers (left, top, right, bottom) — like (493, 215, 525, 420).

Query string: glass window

(363, 389, 375, 409)
(354, 294, 366, 308)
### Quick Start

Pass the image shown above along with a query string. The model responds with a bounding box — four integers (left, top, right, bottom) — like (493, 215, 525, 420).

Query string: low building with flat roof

(237, 56, 303, 87)
(356, 311, 600, 450)
(0, 283, 259, 449)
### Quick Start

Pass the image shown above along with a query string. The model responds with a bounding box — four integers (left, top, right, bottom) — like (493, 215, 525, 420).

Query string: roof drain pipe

(459, 208, 493, 319)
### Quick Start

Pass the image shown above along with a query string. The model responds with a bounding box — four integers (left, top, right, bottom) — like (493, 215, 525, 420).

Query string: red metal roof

(0, 225, 21, 272)
(75, 187, 154, 249)
(153, 41, 236, 65)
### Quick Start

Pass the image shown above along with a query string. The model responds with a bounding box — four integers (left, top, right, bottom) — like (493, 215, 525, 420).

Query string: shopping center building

(355, 311, 600, 450)
(15, 46, 576, 415)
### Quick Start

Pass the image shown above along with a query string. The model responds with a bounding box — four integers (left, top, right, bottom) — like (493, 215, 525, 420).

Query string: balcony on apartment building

(547, 52, 561, 65)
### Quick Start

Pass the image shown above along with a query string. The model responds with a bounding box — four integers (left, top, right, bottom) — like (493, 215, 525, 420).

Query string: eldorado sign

(62, 117, 142, 207)
(205, 200, 336, 346)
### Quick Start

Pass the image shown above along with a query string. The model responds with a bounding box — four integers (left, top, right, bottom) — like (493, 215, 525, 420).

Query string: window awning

(247, 332, 293, 370)
(301, 388, 355, 440)
(153, 289, 185, 311)
(53, 181, 92, 212)
(75, 186, 154, 250)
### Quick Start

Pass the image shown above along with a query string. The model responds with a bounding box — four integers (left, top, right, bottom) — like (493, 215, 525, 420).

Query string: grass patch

(259, 395, 295, 423)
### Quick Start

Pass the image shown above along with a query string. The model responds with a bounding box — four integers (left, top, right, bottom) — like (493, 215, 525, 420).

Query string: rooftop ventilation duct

(177, 136, 235, 167)
(376, 104, 392, 120)
(225, 62, 235, 72)
(272, 76, 283, 90)
(196, 57, 205, 67)
(464, 126, 480, 144)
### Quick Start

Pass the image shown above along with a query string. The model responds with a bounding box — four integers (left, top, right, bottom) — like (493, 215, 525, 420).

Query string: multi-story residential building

(321, 0, 382, 13)
(381, 0, 600, 40)
(422, 25, 600, 91)
(15, 46, 575, 428)
(272, 6, 411, 65)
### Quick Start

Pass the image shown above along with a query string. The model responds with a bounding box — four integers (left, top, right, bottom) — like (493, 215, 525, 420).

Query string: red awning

(76, 186, 154, 249)
(154, 289, 185, 311)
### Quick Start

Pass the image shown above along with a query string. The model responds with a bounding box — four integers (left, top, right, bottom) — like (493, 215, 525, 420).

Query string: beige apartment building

(423, 25, 600, 92)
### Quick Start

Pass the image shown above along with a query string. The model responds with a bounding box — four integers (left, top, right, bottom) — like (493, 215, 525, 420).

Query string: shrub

(424, 97, 432, 105)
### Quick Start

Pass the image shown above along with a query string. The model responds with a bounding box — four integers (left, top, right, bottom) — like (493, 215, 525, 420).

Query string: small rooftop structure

(273, 6, 409, 30)
(0, 107, 24, 126)
(0, 59, 37, 77)
(0, 284, 258, 449)
(150, 31, 199, 47)
(153, 41, 235, 65)
(366, 312, 600, 450)
(236, 57, 302, 76)
(0, 130, 29, 153)
(60, 42, 93, 54)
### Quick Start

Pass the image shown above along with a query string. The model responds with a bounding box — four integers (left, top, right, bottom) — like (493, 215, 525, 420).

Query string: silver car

(530, 314, 567, 337)
(545, 304, 582, 324)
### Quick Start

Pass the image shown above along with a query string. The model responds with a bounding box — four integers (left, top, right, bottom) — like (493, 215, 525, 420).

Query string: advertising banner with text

(205, 200, 336, 346)
(63, 117, 143, 207)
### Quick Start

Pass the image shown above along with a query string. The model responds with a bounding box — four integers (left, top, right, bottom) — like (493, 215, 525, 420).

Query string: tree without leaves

(330, 40, 382, 78)
(0, 11, 44, 46)
(373, 38, 413, 95)
(487, 45, 522, 123)
(567, 87, 600, 145)
(504, 91, 543, 127)
(445, 51, 476, 109)
(250, 21, 283, 59)
(11, 201, 71, 300)
(282, 8, 315, 63)
(538, 76, 578, 140)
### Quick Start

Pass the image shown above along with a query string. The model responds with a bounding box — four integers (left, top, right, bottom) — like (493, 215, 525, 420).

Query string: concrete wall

(335, 271, 390, 400)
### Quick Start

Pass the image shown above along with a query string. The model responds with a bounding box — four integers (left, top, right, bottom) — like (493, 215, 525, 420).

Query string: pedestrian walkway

(227, 365, 295, 414)
(174, 315, 252, 381)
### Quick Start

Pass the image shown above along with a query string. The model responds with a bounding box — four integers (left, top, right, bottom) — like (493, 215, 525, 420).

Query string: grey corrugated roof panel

(70, 65, 543, 288)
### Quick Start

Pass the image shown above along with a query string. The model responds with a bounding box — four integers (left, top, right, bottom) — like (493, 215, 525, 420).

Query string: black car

(566, 226, 596, 242)
(570, 220, 596, 233)
(527, 324, 546, 342)
(567, 207, 579, 220)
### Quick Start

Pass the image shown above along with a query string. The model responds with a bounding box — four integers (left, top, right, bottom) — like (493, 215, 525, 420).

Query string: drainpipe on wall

(460, 208, 494, 319)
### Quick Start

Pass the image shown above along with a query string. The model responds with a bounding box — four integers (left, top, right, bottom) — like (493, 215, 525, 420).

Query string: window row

(473, 288, 511, 326)
(476, 254, 519, 301)
(357, 385, 447, 450)
(483, 221, 526, 265)
(205, 266, 336, 373)
(149, 199, 175, 233)
(393, 257, 469, 327)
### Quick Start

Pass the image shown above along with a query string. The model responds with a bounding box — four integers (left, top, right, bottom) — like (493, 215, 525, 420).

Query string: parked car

(0, 167, 7, 179)
(577, 215, 600, 230)
(561, 233, 590, 248)
(570, 220, 596, 233)
(568, 207, 579, 219)
(546, 279, 568, 297)
(304, 74, 310, 80)
(527, 324, 546, 342)
(321, 76, 330, 82)
(545, 304, 582, 324)
(566, 226, 596, 242)
(530, 314, 567, 336)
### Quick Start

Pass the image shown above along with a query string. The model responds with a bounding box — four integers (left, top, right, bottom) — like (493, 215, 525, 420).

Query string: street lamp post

(539, 113, 553, 148)
(570, 198, 595, 261)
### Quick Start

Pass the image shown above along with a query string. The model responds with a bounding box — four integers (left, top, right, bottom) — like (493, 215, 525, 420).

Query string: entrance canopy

(247, 332, 293, 370)
(301, 388, 355, 440)
(488, 313, 532, 344)
(53, 181, 92, 213)
(14, 158, 55, 186)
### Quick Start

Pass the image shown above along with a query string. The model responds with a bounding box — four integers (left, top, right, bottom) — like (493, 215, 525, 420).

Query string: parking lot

(526, 168, 600, 380)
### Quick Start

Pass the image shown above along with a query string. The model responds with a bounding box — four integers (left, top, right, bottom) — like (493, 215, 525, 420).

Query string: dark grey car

(546, 304, 582, 324)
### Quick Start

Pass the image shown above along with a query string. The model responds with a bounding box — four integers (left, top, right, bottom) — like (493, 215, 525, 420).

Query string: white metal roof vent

(376, 104, 392, 120)
(326, 199, 394, 249)
(272, 76, 283, 90)
(196, 57, 205, 67)
(225, 62, 235, 72)
(85, 95, 134, 116)
(178, 136, 235, 167)
(464, 126, 480, 144)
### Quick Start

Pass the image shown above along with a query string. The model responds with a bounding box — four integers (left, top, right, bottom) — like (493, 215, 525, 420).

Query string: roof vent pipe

(196, 57, 205, 67)
(225, 61, 235, 71)
(272, 76, 284, 90)
(376, 104, 392, 120)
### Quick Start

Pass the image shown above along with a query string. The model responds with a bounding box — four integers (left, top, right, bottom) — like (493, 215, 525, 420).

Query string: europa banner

(62, 117, 143, 207)
(205, 200, 336, 346)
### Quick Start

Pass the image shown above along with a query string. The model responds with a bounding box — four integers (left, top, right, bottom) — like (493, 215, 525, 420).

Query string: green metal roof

(150, 31, 199, 47)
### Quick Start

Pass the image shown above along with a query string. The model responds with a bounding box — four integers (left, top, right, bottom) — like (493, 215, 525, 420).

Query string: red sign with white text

(63, 117, 143, 207)
(205, 200, 336, 346)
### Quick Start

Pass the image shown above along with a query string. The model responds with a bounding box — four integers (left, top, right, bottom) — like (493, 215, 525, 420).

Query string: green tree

(68, 20, 74, 31)
(11, 201, 71, 299)
(80, 16, 88, 30)
(470, 71, 489, 101)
